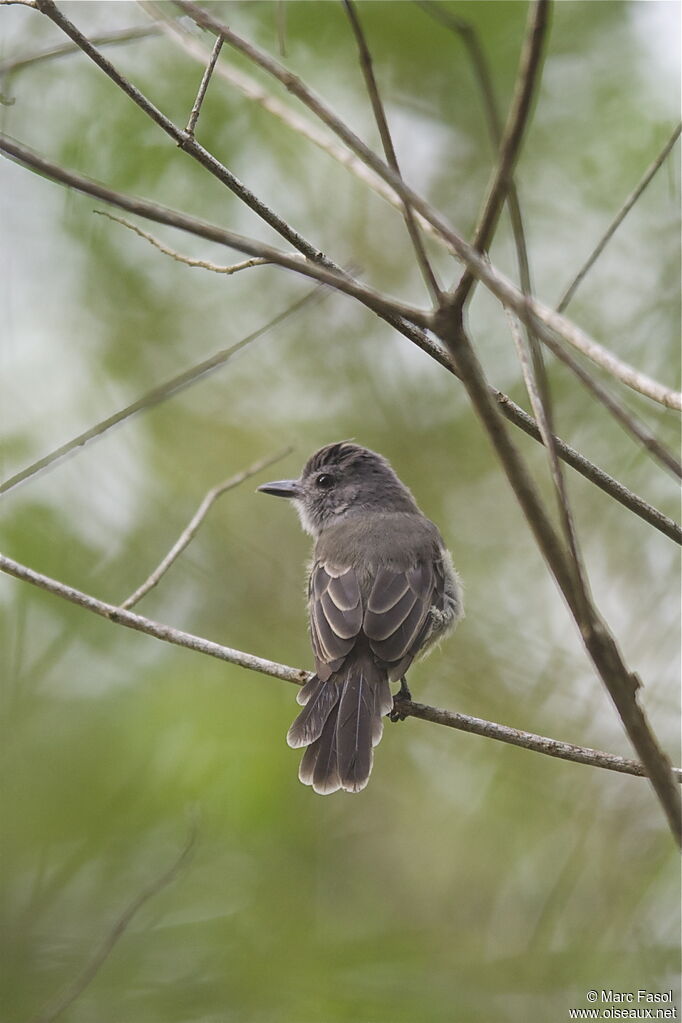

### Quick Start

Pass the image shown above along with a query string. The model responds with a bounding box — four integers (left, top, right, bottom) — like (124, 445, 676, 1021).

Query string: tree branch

(433, 309, 682, 845)
(342, 0, 442, 302)
(415, 2, 682, 477)
(557, 122, 682, 313)
(0, 282, 326, 496)
(0, 135, 678, 543)
(451, 0, 550, 311)
(0, 550, 679, 785)
(141, 0, 427, 230)
(524, 314, 682, 480)
(0, 133, 430, 327)
(170, 1, 682, 410)
(185, 33, 222, 137)
(120, 447, 293, 609)
(0, 24, 160, 77)
(9, 0, 681, 412)
(95, 210, 270, 275)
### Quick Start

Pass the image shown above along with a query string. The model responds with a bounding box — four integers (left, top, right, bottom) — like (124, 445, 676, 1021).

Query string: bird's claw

(390, 679, 412, 722)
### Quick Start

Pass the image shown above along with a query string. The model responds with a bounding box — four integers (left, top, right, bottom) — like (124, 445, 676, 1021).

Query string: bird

(258, 442, 463, 794)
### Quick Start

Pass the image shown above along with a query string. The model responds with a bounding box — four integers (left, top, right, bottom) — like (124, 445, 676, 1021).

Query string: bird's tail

(286, 656, 393, 794)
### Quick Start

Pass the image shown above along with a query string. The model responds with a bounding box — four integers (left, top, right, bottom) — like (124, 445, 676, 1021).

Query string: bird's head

(258, 442, 418, 536)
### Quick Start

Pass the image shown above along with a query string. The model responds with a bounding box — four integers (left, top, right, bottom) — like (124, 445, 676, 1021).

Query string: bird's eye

(316, 473, 334, 489)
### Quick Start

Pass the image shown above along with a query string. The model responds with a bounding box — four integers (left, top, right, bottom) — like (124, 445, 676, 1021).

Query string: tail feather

(296, 674, 323, 707)
(291, 655, 388, 795)
(371, 676, 392, 747)
(297, 738, 319, 786)
(311, 704, 342, 794)
(287, 677, 340, 748)
(336, 667, 376, 792)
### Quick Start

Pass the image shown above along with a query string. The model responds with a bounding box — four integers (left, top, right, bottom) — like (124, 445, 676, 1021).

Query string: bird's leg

(390, 676, 412, 722)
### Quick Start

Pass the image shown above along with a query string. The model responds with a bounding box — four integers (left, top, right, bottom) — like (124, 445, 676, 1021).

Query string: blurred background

(1, 2, 680, 1021)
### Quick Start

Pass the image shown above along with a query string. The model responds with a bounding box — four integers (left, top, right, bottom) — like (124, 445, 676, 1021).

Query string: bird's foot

(389, 677, 412, 723)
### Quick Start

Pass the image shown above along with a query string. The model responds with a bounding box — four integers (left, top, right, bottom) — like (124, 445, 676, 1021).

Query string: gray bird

(258, 442, 463, 795)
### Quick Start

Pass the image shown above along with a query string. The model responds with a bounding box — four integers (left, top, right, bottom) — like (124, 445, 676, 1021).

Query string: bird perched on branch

(258, 442, 462, 795)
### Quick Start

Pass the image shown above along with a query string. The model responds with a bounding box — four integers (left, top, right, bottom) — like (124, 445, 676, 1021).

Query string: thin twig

(451, 0, 550, 312)
(96, 210, 270, 274)
(434, 309, 682, 846)
(343, 0, 442, 302)
(402, 701, 679, 780)
(142, 1, 421, 225)
(0, 24, 161, 77)
(467, 0, 591, 628)
(0, 284, 326, 497)
(1, 551, 680, 785)
(415, 0, 682, 474)
(17, 0, 682, 408)
(507, 305, 592, 626)
(30, 0, 348, 281)
(0, 134, 430, 328)
(185, 33, 223, 137)
(529, 317, 682, 479)
(121, 447, 293, 609)
(1, 136, 678, 543)
(30, 823, 198, 1023)
(557, 122, 682, 313)
(415, 1, 503, 142)
(171, 1, 682, 409)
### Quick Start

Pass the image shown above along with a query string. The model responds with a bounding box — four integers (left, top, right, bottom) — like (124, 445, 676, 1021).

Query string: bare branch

(415, 1, 503, 143)
(95, 210, 270, 274)
(0, 551, 310, 684)
(0, 133, 430, 327)
(121, 447, 293, 609)
(557, 122, 682, 313)
(30, 824, 198, 1023)
(0, 24, 160, 77)
(421, 0, 581, 563)
(526, 315, 682, 480)
(403, 701, 680, 781)
(142, 1, 424, 226)
(1, 551, 680, 785)
(1, 136, 678, 543)
(185, 33, 223, 137)
(11, 0, 678, 408)
(529, 313, 682, 410)
(434, 309, 682, 845)
(170, 2, 682, 410)
(423, 5, 681, 481)
(452, 0, 550, 311)
(30, 0, 348, 277)
(0, 284, 327, 497)
(343, 0, 442, 302)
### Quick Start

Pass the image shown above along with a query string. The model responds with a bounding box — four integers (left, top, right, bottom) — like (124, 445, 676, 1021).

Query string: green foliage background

(1, 3, 680, 1021)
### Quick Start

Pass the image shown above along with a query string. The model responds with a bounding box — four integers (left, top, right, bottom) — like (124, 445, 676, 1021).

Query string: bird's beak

(257, 479, 302, 499)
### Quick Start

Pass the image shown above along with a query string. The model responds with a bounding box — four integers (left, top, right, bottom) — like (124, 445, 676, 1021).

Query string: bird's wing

(363, 558, 440, 670)
(308, 560, 363, 682)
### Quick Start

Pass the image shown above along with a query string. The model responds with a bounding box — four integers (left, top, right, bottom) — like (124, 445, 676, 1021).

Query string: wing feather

(320, 588, 362, 639)
(364, 587, 418, 641)
(367, 567, 410, 613)
(327, 571, 361, 611)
